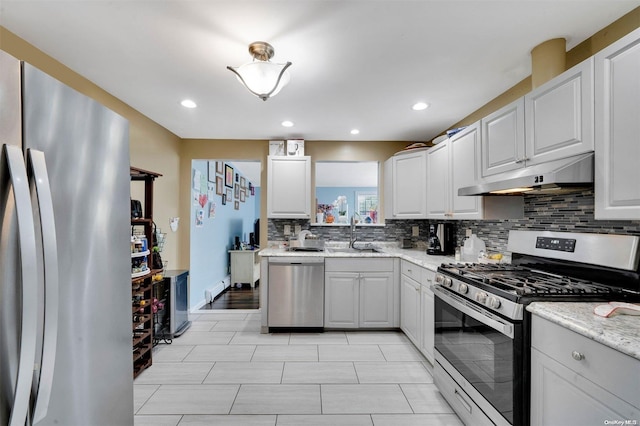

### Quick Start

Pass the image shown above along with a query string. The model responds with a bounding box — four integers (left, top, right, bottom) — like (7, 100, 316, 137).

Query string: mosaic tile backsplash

(268, 190, 640, 253)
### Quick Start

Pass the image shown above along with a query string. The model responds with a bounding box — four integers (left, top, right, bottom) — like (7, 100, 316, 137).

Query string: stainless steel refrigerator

(0, 50, 134, 425)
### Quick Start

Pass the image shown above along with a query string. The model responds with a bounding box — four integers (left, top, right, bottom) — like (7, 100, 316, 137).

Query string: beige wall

(0, 27, 182, 269)
(177, 139, 407, 269)
(442, 6, 640, 135)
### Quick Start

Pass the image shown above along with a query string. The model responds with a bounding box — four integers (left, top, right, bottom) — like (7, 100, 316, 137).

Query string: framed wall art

(240, 189, 246, 202)
(234, 201, 240, 210)
(216, 161, 224, 175)
(225, 164, 234, 188)
(215, 176, 223, 195)
(240, 176, 246, 189)
(226, 188, 232, 203)
(234, 183, 240, 199)
(208, 161, 215, 182)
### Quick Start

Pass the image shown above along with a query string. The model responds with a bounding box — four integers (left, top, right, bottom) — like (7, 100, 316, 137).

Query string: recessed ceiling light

(412, 102, 429, 111)
(350, 129, 360, 135)
(181, 99, 197, 108)
(281, 120, 294, 127)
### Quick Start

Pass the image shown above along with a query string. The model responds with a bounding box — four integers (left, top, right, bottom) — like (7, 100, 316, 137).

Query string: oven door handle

(434, 285, 514, 339)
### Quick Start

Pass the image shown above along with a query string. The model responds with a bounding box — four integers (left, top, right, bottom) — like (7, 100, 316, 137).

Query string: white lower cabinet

(400, 273, 420, 344)
(419, 268, 435, 364)
(530, 315, 640, 425)
(400, 260, 435, 364)
(324, 258, 397, 329)
(324, 273, 360, 328)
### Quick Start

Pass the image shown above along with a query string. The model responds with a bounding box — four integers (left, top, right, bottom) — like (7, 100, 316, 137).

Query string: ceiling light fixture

(412, 102, 429, 111)
(181, 99, 197, 108)
(281, 120, 294, 127)
(227, 41, 292, 101)
(350, 129, 360, 135)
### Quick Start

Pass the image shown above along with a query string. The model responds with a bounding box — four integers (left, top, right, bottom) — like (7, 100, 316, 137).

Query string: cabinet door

(324, 272, 359, 328)
(400, 274, 420, 345)
(449, 122, 483, 219)
(595, 27, 640, 220)
(426, 141, 449, 218)
(481, 98, 525, 177)
(420, 269, 435, 365)
(359, 272, 394, 328)
(267, 156, 311, 218)
(392, 151, 427, 218)
(525, 58, 594, 166)
(531, 348, 639, 426)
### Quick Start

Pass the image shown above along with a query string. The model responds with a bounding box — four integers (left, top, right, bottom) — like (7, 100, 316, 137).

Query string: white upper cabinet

(525, 57, 594, 166)
(481, 59, 594, 179)
(427, 123, 483, 219)
(594, 27, 640, 220)
(267, 155, 311, 218)
(481, 98, 525, 177)
(427, 123, 521, 220)
(387, 150, 428, 219)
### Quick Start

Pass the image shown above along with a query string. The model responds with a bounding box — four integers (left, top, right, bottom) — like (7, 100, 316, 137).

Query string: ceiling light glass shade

(227, 41, 292, 101)
(228, 61, 291, 100)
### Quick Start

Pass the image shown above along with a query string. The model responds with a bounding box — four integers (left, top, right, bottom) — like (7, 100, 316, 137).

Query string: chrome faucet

(349, 215, 357, 248)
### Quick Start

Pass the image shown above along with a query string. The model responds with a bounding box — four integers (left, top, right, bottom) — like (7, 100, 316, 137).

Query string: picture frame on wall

(215, 176, 223, 195)
(208, 161, 216, 182)
(250, 186, 255, 196)
(216, 161, 224, 175)
(226, 188, 232, 203)
(221, 194, 227, 205)
(225, 164, 234, 188)
(234, 183, 240, 199)
(234, 201, 240, 210)
(240, 189, 246, 202)
(240, 176, 246, 189)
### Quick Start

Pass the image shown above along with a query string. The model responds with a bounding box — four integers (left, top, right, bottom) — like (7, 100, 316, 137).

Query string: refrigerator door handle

(1, 145, 39, 426)
(27, 149, 59, 424)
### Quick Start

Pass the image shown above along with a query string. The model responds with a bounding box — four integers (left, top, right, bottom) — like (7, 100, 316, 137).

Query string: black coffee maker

(436, 223, 455, 255)
(427, 225, 441, 255)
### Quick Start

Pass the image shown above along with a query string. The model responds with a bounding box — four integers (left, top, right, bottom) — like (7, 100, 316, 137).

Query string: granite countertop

(258, 243, 453, 272)
(527, 302, 640, 361)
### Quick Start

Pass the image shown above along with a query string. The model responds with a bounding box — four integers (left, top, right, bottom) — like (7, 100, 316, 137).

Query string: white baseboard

(192, 275, 231, 312)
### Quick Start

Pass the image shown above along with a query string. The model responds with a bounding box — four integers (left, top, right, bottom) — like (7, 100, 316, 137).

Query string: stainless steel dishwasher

(268, 257, 325, 329)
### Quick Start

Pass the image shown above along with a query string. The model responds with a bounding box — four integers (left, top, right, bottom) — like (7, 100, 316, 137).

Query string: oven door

(434, 285, 524, 425)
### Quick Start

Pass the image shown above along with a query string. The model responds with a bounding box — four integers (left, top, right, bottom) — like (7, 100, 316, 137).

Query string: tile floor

(134, 310, 463, 426)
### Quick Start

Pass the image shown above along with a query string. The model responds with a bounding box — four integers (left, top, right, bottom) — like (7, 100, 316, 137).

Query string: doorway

(189, 159, 261, 311)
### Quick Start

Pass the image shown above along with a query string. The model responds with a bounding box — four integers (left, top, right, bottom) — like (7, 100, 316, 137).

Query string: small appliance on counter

(427, 225, 442, 254)
(427, 223, 455, 255)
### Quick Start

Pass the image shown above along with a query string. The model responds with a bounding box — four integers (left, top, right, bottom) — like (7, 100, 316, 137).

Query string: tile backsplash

(267, 190, 640, 253)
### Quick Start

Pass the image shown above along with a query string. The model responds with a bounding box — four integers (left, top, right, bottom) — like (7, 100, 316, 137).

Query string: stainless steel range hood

(458, 152, 594, 196)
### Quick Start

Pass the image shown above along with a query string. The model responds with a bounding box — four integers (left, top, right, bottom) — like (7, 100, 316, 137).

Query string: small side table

(229, 250, 260, 288)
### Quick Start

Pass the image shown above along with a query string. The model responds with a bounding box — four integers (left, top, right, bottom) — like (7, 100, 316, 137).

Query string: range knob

(435, 274, 444, 284)
(443, 277, 453, 288)
(487, 297, 501, 309)
(458, 283, 469, 294)
(475, 291, 488, 304)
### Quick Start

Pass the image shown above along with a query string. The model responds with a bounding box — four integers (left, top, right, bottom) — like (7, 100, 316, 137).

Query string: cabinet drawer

(326, 258, 394, 272)
(531, 315, 640, 408)
(401, 260, 422, 282)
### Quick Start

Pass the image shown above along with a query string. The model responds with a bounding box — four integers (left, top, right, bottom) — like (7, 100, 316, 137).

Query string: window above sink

(314, 161, 381, 226)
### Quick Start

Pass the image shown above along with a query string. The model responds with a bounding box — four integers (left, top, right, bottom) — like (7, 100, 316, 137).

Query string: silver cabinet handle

(571, 351, 585, 361)
(2, 145, 38, 426)
(454, 388, 472, 413)
(27, 149, 59, 423)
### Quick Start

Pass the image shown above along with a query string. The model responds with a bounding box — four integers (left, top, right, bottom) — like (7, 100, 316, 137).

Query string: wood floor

(200, 282, 260, 310)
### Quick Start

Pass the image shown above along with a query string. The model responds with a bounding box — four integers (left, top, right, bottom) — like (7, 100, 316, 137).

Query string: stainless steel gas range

(432, 230, 640, 426)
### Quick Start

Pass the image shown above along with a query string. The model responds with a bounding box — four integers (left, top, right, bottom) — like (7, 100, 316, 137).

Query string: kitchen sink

(326, 247, 383, 254)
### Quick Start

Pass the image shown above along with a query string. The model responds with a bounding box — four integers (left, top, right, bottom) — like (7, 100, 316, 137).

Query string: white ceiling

(1, 1, 638, 142)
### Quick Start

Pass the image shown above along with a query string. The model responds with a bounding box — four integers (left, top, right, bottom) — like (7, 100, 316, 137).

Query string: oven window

(435, 295, 522, 424)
